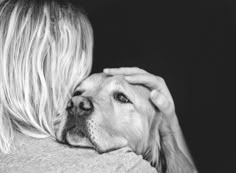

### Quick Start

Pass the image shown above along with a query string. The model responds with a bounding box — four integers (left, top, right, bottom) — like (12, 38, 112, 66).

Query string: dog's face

(56, 73, 162, 164)
(55, 73, 196, 173)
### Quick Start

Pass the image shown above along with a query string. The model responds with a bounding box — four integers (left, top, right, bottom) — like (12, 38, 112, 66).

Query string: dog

(56, 73, 197, 173)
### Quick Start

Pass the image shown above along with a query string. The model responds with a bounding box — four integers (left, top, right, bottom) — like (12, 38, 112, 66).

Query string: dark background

(74, 0, 234, 172)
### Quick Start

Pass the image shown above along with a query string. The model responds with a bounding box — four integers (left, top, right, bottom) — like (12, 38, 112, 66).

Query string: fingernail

(103, 69, 109, 73)
(124, 76, 131, 80)
(157, 96, 165, 106)
(150, 90, 158, 98)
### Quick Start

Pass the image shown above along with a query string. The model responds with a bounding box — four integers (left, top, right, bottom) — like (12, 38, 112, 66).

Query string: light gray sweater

(0, 132, 157, 173)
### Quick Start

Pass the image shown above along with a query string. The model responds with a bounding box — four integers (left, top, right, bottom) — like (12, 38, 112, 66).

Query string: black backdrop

(72, 0, 234, 172)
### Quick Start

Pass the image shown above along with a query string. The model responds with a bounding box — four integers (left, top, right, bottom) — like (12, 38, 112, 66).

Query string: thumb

(150, 90, 170, 114)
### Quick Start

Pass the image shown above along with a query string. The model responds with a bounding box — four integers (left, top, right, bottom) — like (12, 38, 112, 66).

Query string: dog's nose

(67, 96, 94, 116)
(78, 98, 93, 112)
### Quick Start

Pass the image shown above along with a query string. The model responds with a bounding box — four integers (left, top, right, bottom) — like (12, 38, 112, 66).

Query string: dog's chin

(64, 131, 127, 154)
(65, 132, 95, 149)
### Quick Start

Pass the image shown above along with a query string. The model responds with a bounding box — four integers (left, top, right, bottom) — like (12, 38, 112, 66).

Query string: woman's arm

(104, 67, 197, 172)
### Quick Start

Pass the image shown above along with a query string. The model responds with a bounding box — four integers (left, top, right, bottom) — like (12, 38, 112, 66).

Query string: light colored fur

(0, 0, 93, 153)
(57, 73, 197, 173)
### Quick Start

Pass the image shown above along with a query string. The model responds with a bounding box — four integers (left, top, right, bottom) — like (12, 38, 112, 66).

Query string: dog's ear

(143, 111, 164, 172)
(145, 112, 196, 173)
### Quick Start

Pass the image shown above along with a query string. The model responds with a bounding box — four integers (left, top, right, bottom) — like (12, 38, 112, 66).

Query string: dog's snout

(68, 96, 94, 116)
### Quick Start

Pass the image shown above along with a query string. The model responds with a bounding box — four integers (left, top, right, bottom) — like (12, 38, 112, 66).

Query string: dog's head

(56, 73, 163, 167)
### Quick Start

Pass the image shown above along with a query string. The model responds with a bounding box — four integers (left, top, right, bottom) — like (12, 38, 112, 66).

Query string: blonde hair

(0, 0, 93, 153)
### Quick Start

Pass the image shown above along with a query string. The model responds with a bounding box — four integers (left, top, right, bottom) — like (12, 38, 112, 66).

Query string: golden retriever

(56, 73, 197, 173)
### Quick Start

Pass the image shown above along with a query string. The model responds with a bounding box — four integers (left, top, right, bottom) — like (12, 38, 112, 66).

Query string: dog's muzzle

(60, 96, 95, 148)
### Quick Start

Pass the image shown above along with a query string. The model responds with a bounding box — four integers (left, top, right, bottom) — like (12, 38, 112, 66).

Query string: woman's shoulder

(0, 132, 157, 173)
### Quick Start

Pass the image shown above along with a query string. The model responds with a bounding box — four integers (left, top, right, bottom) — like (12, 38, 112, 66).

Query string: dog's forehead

(84, 73, 107, 84)
(82, 73, 150, 98)
(79, 73, 106, 89)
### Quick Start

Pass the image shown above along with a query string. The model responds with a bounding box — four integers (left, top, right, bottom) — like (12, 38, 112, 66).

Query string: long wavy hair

(0, 0, 93, 153)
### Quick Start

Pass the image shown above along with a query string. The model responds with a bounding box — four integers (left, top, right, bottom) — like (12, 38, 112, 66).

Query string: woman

(0, 0, 93, 153)
(0, 1, 196, 172)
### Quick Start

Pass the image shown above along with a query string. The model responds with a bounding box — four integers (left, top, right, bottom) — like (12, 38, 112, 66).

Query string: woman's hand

(104, 67, 195, 166)
(103, 67, 176, 122)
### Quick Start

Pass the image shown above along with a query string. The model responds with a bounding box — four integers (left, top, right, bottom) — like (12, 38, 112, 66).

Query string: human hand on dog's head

(103, 67, 177, 127)
(103, 67, 197, 171)
(55, 71, 197, 172)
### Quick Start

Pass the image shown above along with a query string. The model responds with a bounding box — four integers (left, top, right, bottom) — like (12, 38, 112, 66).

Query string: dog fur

(56, 73, 197, 173)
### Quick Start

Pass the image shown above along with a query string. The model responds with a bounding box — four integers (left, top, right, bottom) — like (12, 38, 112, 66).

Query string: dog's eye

(73, 90, 83, 96)
(114, 92, 131, 104)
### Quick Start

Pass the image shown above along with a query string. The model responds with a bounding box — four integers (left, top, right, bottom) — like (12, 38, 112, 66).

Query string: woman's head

(0, 0, 93, 153)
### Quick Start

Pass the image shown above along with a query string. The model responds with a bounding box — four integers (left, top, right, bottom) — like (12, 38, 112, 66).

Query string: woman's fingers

(124, 74, 173, 103)
(103, 67, 147, 75)
(104, 67, 169, 97)
(124, 74, 164, 90)
(150, 90, 174, 115)
(124, 73, 175, 115)
(104, 67, 175, 115)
